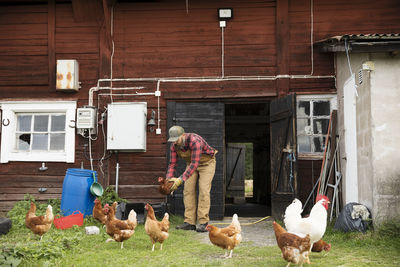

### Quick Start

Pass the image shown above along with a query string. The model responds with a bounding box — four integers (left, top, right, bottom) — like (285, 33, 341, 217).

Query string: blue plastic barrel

(61, 168, 97, 217)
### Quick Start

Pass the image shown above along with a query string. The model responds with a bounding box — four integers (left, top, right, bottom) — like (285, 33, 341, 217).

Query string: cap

(168, 126, 185, 142)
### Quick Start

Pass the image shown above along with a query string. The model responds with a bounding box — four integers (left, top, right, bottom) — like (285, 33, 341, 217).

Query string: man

(166, 125, 217, 232)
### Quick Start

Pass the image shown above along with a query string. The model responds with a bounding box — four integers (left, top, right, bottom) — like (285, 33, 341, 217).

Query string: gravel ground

(195, 216, 276, 247)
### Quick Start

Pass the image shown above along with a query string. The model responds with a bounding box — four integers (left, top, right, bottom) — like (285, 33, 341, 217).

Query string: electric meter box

(107, 102, 147, 151)
(76, 107, 97, 129)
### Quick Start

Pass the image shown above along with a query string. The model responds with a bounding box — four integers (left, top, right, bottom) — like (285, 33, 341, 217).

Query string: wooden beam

(276, 0, 290, 97)
(71, 0, 103, 24)
(48, 0, 55, 90)
(99, 0, 113, 79)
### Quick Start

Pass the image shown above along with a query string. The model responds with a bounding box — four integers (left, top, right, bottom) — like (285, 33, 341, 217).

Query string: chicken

(25, 201, 54, 240)
(311, 239, 331, 252)
(158, 177, 175, 195)
(284, 196, 330, 255)
(93, 198, 109, 225)
(273, 221, 311, 267)
(144, 203, 170, 251)
(103, 202, 137, 249)
(205, 214, 242, 258)
(284, 198, 303, 231)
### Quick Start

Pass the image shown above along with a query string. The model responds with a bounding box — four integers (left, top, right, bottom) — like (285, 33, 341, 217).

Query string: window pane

(297, 118, 312, 135)
(313, 101, 330, 116)
(313, 136, 326, 152)
(50, 133, 65, 150)
(34, 115, 49, 132)
(297, 101, 310, 117)
(298, 135, 311, 153)
(16, 133, 31, 150)
(17, 115, 32, 131)
(32, 133, 48, 150)
(51, 115, 66, 131)
(313, 119, 329, 134)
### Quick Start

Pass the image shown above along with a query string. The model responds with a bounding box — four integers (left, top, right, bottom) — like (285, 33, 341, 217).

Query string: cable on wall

(310, 0, 314, 75)
(110, 2, 116, 103)
(344, 38, 358, 97)
(221, 26, 225, 78)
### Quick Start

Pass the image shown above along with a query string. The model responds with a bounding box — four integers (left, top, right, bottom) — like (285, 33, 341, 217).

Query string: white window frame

(0, 101, 76, 163)
(296, 94, 337, 158)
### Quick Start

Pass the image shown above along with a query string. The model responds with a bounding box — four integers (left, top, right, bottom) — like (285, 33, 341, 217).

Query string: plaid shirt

(166, 133, 215, 181)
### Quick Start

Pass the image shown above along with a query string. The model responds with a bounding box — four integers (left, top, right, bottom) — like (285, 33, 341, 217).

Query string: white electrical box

(107, 102, 147, 151)
(77, 107, 97, 129)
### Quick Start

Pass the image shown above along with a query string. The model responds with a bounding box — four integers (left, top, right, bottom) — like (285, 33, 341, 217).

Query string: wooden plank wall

(288, 0, 400, 93)
(0, 0, 400, 212)
(0, 5, 48, 90)
(297, 159, 322, 214)
(112, 0, 278, 99)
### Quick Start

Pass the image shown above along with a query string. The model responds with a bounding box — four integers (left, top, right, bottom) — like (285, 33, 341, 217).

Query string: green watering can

(90, 173, 104, 197)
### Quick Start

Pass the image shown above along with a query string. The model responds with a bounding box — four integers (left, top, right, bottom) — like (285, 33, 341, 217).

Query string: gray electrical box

(107, 102, 147, 151)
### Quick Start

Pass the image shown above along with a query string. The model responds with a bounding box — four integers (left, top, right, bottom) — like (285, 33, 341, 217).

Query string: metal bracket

(69, 119, 76, 128)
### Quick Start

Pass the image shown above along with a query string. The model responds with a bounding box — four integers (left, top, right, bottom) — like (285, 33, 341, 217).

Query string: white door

(343, 76, 358, 203)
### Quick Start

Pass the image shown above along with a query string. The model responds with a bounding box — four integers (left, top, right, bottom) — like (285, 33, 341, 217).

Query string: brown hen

(158, 177, 175, 195)
(206, 214, 242, 258)
(25, 201, 54, 240)
(273, 221, 311, 267)
(93, 198, 108, 225)
(104, 202, 137, 249)
(144, 203, 170, 251)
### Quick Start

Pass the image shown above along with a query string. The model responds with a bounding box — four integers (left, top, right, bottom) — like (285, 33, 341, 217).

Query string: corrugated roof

(316, 34, 400, 43)
(315, 34, 400, 53)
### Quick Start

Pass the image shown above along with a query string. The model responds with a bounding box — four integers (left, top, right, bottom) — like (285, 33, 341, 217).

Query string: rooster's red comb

(316, 195, 329, 202)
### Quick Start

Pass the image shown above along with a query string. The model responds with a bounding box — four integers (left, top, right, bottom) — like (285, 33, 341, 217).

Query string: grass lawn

(1, 199, 399, 267)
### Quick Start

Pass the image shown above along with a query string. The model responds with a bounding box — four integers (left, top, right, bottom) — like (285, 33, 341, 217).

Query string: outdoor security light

(218, 8, 233, 20)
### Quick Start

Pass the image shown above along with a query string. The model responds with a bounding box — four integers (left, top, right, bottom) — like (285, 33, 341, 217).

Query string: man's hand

(169, 177, 183, 193)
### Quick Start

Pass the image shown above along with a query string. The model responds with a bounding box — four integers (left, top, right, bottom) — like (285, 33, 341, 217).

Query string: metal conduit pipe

(115, 162, 120, 194)
(89, 73, 336, 109)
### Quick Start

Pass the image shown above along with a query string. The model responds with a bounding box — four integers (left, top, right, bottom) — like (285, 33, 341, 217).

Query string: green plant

(244, 143, 253, 180)
(0, 247, 21, 267)
(376, 217, 400, 238)
(98, 186, 127, 205)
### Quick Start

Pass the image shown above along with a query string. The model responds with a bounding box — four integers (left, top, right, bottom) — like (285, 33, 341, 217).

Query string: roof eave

(317, 41, 400, 53)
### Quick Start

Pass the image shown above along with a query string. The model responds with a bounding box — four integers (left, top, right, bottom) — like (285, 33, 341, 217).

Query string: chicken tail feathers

(232, 214, 241, 232)
(128, 209, 137, 221)
(284, 199, 303, 232)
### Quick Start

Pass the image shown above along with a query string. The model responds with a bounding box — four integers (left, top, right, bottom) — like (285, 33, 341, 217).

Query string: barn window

(0, 101, 76, 163)
(16, 114, 66, 151)
(296, 95, 337, 155)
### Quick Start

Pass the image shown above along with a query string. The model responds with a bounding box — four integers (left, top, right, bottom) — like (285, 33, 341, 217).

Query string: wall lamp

(218, 8, 233, 28)
(147, 110, 156, 132)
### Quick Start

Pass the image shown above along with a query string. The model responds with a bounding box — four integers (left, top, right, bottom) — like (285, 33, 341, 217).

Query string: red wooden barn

(0, 0, 399, 220)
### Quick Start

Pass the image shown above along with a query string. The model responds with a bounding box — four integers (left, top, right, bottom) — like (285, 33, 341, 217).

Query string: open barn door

(270, 94, 298, 220)
(166, 102, 225, 220)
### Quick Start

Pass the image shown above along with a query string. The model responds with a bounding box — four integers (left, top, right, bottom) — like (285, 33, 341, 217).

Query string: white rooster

(284, 196, 330, 253)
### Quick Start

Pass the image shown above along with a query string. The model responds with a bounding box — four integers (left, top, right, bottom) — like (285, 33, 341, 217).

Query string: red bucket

(54, 211, 84, 229)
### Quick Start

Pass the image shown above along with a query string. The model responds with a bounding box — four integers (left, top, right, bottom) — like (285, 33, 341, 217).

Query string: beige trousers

(182, 157, 216, 225)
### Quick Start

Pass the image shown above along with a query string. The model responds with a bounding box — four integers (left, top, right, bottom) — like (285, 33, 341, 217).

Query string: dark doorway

(225, 102, 271, 217)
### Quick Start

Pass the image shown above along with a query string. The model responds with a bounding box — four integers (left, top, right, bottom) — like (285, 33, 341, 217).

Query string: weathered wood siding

(297, 159, 322, 213)
(0, 0, 400, 212)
